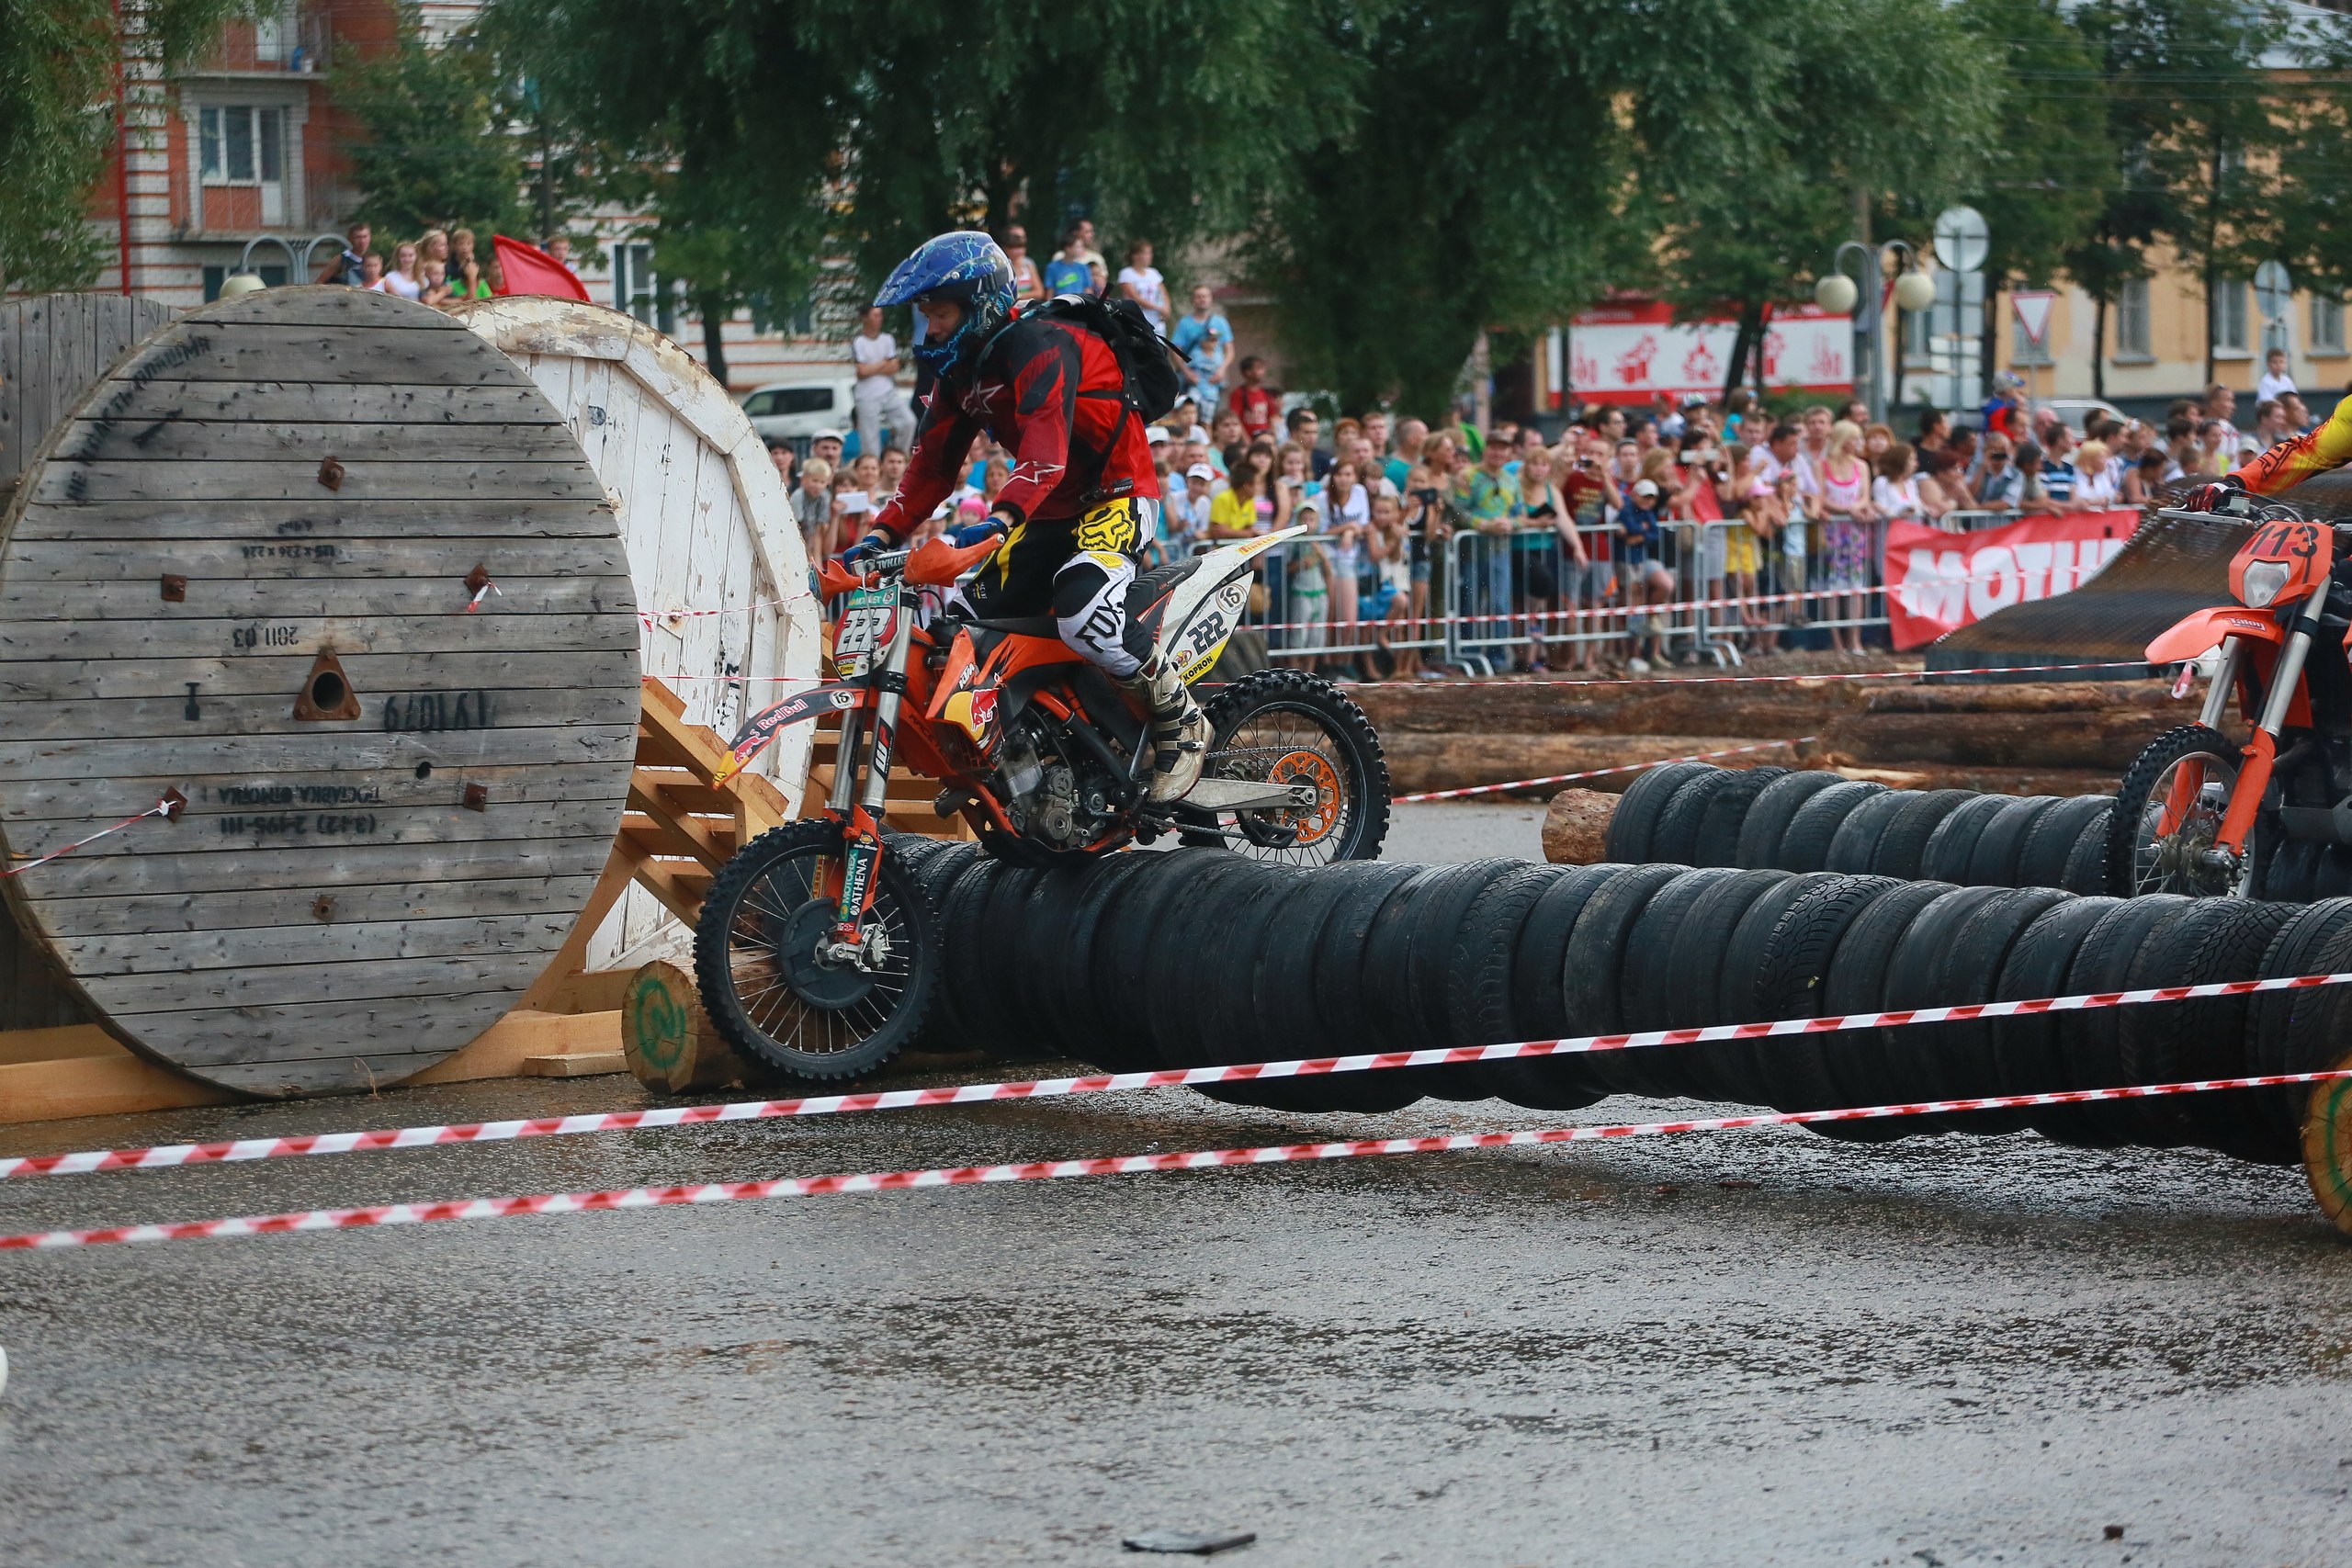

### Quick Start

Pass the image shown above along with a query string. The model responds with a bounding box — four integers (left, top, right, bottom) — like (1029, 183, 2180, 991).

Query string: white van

(741, 379, 857, 446)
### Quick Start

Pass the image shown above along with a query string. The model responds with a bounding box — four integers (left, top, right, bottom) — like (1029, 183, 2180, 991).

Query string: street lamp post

(1816, 241, 1934, 424)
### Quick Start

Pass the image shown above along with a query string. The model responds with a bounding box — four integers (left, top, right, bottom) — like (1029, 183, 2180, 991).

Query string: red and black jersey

(868, 307, 1159, 542)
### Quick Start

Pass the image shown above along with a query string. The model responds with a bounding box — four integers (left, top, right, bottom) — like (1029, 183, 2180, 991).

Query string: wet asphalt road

(5, 804, 2351, 1567)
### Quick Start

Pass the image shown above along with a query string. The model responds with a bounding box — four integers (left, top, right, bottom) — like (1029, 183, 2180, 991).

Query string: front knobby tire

(694, 819, 939, 1081)
(2107, 724, 2247, 899)
(1181, 669, 1391, 863)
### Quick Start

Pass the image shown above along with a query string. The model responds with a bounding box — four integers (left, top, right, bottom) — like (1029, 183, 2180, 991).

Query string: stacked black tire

(1607, 763, 2112, 894)
(889, 837, 2346, 1165)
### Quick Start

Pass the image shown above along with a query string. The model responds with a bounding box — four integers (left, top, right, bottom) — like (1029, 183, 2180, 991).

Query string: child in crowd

(1618, 477, 1674, 671)
(795, 457, 835, 563)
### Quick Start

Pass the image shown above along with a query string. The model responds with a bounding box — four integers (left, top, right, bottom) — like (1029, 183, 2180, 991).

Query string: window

(613, 242, 673, 334)
(741, 388, 835, 417)
(198, 106, 282, 186)
(2115, 278, 2151, 358)
(2315, 296, 2346, 355)
(2213, 278, 2250, 354)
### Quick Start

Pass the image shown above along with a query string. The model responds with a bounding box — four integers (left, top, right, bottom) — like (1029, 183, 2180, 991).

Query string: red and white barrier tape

(6, 1067, 2347, 1252)
(1392, 738, 1816, 801)
(639, 593, 797, 631)
(11, 967, 2346, 1185)
(0, 793, 183, 881)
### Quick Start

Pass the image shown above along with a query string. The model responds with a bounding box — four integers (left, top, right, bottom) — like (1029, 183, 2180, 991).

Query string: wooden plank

(1, 294, 175, 488)
(54, 908, 583, 976)
(108, 321, 514, 385)
(5, 497, 628, 542)
(0, 723, 638, 783)
(138, 991, 532, 1070)
(0, 1051, 232, 1124)
(82, 942, 561, 1020)
(0, 574, 636, 623)
(28, 458, 605, 505)
(0, 1023, 117, 1066)
(0, 611, 640, 662)
(401, 1009, 622, 1086)
(21, 873, 604, 940)
(9, 799, 626, 871)
(51, 417, 587, 464)
(9, 834, 619, 901)
(0, 649, 640, 702)
(3, 761, 638, 824)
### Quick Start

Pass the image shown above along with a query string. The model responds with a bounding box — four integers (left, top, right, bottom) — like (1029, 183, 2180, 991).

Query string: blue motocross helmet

(876, 231, 1016, 378)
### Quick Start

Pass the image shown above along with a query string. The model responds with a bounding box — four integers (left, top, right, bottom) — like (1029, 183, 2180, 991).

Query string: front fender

(2145, 606, 2280, 665)
(711, 682, 869, 786)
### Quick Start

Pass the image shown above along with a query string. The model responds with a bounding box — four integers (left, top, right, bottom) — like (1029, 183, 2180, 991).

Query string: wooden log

(1382, 733, 1811, 795)
(1542, 789, 1618, 864)
(620, 959, 752, 1093)
(2302, 1066, 2352, 1239)
(0, 287, 640, 1098)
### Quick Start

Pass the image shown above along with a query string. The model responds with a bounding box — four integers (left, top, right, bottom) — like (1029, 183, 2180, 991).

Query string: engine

(995, 713, 1125, 850)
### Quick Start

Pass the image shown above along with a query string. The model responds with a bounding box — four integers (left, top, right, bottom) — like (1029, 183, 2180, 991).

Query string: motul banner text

(1885, 511, 2139, 650)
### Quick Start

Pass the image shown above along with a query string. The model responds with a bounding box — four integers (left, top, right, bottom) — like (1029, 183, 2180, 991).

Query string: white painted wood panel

(452, 299, 822, 970)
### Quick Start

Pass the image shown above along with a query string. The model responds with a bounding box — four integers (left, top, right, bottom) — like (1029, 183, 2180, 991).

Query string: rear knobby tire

(1193, 669, 1390, 863)
(694, 819, 939, 1082)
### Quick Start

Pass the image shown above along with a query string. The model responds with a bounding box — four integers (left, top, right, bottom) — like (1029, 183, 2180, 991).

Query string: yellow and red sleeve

(2233, 391, 2352, 496)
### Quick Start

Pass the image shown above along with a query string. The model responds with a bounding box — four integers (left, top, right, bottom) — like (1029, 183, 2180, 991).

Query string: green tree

(2081, 0, 2304, 386)
(1245, 0, 1627, 415)
(0, 0, 256, 291)
(1647, 0, 2000, 405)
(335, 7, 525, 241)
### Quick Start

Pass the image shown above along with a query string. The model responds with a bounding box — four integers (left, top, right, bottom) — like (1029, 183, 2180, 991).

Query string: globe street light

(1816, 241, 1930, 423)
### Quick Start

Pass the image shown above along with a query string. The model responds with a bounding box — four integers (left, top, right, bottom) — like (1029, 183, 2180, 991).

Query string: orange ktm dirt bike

(690, 524, 1391, 1079)
(2110, 501, 2352, 898)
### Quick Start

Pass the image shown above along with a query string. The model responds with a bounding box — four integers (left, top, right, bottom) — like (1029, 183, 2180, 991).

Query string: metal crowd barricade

(1238, 529, 1449, 670)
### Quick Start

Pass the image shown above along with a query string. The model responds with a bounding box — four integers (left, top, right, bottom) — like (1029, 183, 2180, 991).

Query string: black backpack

(1025, 291, 1186, 423)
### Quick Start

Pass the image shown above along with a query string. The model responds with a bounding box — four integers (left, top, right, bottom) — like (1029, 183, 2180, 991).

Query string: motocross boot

(1124, 655, 1209, 804)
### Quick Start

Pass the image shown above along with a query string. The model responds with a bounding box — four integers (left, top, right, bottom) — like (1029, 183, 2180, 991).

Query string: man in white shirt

(1792, 405, 1832, 498)
(850, 307, 914, 457)
(2258, 348, 2296, 404)
(1116, 242, 1170, 335)
(1751, 421, 1800, 487)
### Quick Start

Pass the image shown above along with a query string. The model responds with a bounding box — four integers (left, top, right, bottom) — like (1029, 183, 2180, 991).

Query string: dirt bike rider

(2183, 390, 2352, 512)
(842, 231, 1208, 803)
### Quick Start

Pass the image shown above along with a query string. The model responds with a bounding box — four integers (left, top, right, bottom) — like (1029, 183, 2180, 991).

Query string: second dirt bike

(691, 524, 1391, 1081)
(2112, 500, 2352, 899)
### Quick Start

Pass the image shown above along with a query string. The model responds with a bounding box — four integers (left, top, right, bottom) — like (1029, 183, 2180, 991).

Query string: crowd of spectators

(767, 227, 2346, 679)
(311, 218, 569, 309)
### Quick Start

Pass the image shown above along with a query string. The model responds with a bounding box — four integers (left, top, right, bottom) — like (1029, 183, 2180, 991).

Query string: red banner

(1885, 511, 2140, 650)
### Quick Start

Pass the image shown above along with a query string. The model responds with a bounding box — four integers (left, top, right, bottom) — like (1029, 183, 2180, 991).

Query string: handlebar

(818, 531, 1004, 599)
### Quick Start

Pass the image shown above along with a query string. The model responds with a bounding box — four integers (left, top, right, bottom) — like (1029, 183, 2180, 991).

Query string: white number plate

(832, 586, 896, 677)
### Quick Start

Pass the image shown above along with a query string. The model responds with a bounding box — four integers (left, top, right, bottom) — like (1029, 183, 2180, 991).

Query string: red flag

(491, 234, 591, 301)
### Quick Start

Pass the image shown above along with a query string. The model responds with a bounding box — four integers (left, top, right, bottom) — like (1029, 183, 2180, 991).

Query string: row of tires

(1604, 764, 2115, 893)
(885, 838, 2351, 1163)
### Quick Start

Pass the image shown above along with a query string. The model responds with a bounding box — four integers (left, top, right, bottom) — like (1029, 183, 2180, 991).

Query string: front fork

(831, 586, 919, 946)
(2213, 623, 2315, 883)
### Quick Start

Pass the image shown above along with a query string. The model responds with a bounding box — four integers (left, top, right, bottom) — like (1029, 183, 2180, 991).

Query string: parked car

(741, 379, 857, 448)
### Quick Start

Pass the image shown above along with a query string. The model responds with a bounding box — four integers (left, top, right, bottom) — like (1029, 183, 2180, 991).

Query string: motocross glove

(948, 515, 1010, 548)
(838, 532, 890, 565)
(2179, 474, 2247, 515)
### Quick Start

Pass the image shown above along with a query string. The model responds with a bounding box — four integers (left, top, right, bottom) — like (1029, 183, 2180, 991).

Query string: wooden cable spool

(0, 286, 641, 1096)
